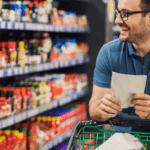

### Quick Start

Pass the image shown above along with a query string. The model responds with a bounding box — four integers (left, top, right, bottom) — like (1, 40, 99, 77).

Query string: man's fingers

(131, 99, 150, 107)
(134, 104, 150, 113)
(99, 108, 117, 119)
(135, 110, 149, 119)
(104, 94, 121, 106)
(100, 103, 118, 114)
(102, 96, 122, 112)
(131, 93, 150, 100)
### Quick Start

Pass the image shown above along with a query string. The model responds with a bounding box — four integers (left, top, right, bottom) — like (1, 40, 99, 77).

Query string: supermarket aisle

(0, 0, 107, 149)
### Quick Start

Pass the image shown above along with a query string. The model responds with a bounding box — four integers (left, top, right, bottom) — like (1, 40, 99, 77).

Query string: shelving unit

(0, 57, 90, 78)
(0, 21, 90, 33)
(0, 88, 88, 129)
(0, 0, 91, 149)
(42, 129, 73, 150)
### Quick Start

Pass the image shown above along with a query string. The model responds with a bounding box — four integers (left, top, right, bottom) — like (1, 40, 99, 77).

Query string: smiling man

(89, 0, 150, 132)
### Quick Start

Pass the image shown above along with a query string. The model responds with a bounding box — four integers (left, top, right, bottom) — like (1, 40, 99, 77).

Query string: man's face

(115, 0, 147, 43)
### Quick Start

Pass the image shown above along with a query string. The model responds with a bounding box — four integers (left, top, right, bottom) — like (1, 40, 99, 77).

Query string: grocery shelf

(42, 129, 73, 150)
(112, 25, 120, 33)
(0, 21, 90, 33)
(0, 88, 89, 129)
(0, 57, 90, 78)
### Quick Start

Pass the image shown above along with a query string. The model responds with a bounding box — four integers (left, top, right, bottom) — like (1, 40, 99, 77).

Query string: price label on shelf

(55, 61, 59, 68)
(42, 144, 48, 150)
(1, 117, 14, 129)
(50, 63, 54, 69)
(14, 67, 18, 75)
(48, 142, 53, 149)
(40, 102, 52, 113)
(15, 22, 19, 29)
(73, 93, 78, 100)
(59, 99, 63, 106)
(68, 96, 72, 102)
(28, 23, 32, 30)
(19, 67, 23, 74)
(32, 23, 36, 30)
(71, 27, 75, 32)
(19, 23, 24, 29)
(7, 22, 12, 29)
(30, 23, 33, 30)
(1, 120, 6, 128)
(52, 100, 58, 108)
(59, 61, 64, 68)
(49, 25, 54, 31)
(38, 24, 42, 31)
(26, 23, 30, 30)
(60, 25, 63, 31)
(0, 70, 3, 77)
(36, 64, 40, 71)
(7, 117, 14, 127)
(24, 66, 29, 73)
(71, 60, 76, 65)
(45, 25, 49, 31)
(55, 25, 59, 32)
(7, 69, 12, 76)
(78, 58, 83, 64)
(21, 112, 27, 120)
(65, 60, 69, 67)
(15, 112, 27, 123)
(81, 27, 85, 32)
(1, 21, 6, 29)
(74, 27, 78, 32)
(36, 24, 40, 30)
(67, 26, 72, 32)
(27, 108, 39, 118)
(58, 136, 62, 143)
(44, 63, 49, 70)
(14, 113, 22, 123)
(53, 138, 58, 146)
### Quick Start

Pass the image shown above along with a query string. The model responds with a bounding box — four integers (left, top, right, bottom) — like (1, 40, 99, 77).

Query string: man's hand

(98, 94, 122, 121)
(131, 93, 150, 120)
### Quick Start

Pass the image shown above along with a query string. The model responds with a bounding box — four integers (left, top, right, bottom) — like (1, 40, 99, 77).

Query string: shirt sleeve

(93, 44, 112, 88)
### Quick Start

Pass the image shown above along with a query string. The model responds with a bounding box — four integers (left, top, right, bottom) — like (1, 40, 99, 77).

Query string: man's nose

(115, 13, 124, 25)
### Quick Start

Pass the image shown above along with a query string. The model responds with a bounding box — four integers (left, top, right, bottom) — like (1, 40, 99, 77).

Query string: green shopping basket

(67, 115, 150, 150)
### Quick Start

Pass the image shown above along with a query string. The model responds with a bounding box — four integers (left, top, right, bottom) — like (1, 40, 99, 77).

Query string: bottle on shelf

(32, 0, 38, 23)
(9, 0, 16, 22)
(15, 0, 22, 22)
(41, 32, 52, 63)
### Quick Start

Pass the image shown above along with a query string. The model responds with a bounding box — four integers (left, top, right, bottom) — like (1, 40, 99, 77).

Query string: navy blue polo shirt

(93, 39, 150, 132)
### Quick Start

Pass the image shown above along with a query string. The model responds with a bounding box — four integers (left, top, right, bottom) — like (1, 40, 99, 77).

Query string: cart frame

(67, 115, 150, 150)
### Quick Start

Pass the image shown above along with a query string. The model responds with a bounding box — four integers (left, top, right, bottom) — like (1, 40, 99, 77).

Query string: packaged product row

(0, 102, 87, 150)
(1, 0, 89, 27)
(0, 73, 88, 119)
(0, 32, 89, 68)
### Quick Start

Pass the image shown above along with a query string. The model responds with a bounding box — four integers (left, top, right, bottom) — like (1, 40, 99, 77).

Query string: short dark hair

(140, 0, 150, 16)
(141, 0, 150, 10)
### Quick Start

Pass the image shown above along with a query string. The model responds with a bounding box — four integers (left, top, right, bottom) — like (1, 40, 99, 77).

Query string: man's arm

(89, 85, 122, 122)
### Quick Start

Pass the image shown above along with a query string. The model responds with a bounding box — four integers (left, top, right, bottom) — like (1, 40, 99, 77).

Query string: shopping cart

(67, 115, 150, 150)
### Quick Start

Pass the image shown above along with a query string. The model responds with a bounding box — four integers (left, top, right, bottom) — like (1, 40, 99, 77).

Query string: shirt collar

(127, 42, 137, 56)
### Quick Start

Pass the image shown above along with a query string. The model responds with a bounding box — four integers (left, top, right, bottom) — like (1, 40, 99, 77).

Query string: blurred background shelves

(0, 21, 90, 33)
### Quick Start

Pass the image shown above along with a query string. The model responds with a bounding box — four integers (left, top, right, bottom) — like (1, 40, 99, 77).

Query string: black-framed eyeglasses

(115, 9, 150, 21)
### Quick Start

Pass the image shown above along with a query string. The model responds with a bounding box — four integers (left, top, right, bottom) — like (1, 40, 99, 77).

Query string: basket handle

(108, 115, 150, 126)
(79, 115, 150, 126)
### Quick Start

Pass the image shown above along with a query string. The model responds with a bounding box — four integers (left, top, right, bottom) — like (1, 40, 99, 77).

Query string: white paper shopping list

(111, 72, 147, 108)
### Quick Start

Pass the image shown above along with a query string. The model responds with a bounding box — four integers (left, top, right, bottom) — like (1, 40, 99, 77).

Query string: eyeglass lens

(116, 10, 128, 20)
